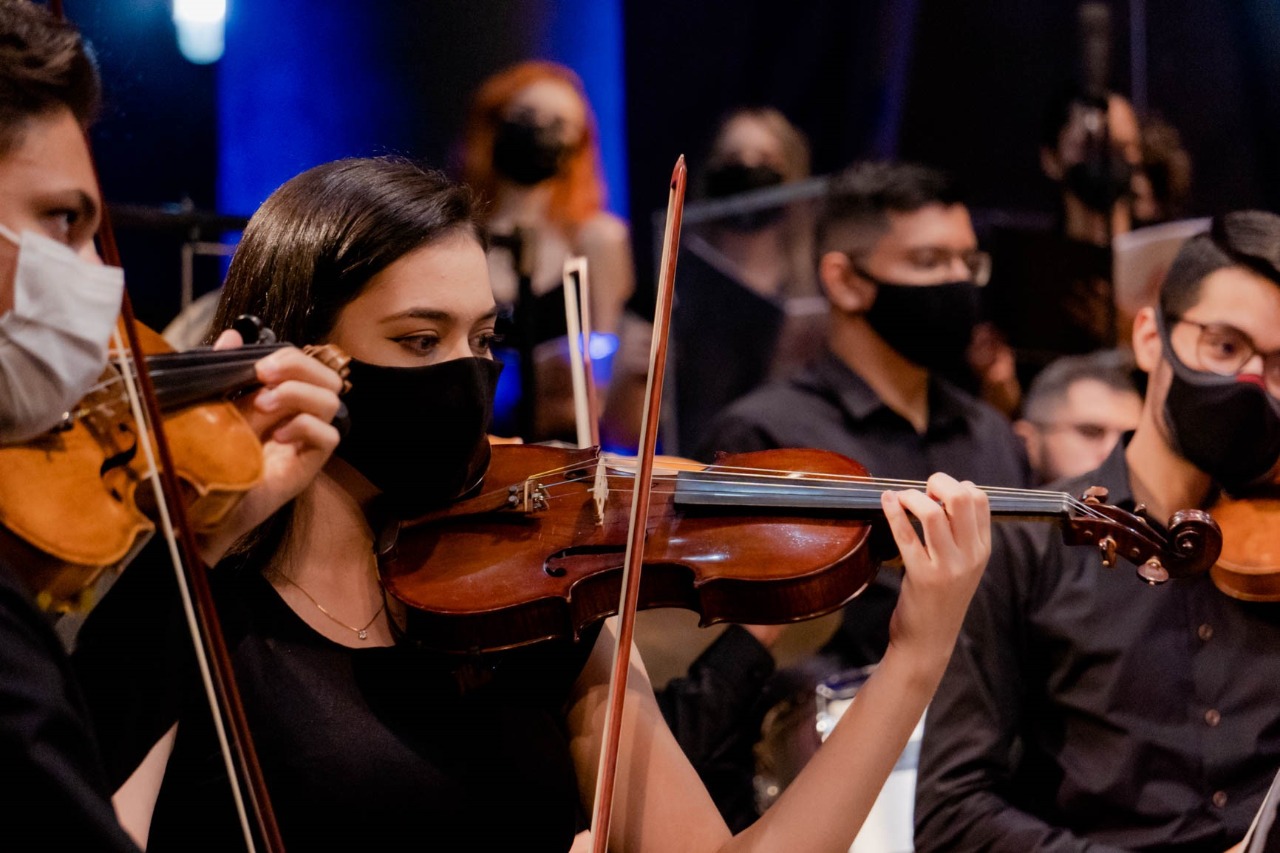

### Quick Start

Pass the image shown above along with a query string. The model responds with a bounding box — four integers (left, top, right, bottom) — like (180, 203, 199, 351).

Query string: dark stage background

(62, 0, 1280, 325)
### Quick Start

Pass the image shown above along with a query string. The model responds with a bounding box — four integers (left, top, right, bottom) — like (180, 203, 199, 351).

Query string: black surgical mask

(1157, 310, 1280, 491)
(1064, 151, 1133, 213)
(703, 162, 786, 231)
(858, 271, 981, 372)
(335, 356, 503, 518)
(492, 117, 570, 186)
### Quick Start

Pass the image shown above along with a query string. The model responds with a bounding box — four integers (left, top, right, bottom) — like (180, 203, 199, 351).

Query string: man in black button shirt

(663, 162, 1027, 829)
(916, 210, 1280, 853)
(699, 161, 1028, 669)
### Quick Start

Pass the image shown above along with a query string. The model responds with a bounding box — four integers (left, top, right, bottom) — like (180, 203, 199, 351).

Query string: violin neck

(672, 470, 1073, 522)
(138, 344, 288, 411)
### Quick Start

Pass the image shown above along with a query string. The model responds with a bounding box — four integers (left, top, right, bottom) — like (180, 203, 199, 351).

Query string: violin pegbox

(1064, 487, 1223, 583)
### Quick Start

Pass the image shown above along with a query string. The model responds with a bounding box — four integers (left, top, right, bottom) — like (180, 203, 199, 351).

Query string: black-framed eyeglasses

(1172, 318, 1280, 396)
(847, 249, 992, 287)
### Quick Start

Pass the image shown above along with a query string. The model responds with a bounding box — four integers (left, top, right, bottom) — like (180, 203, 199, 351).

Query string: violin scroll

(1062, 488, 1223, 584)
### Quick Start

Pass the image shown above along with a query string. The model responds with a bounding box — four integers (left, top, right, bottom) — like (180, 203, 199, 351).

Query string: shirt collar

(1058, 431, 1136, 509)
(799, 348, 971, 432)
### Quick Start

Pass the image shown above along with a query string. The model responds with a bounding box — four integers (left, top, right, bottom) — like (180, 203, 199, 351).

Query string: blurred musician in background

(460, 60, 633, 441)
(656, 161, 1028, 829)
(917, 210, 1280, 853)
(1012, 348, 1143, 485)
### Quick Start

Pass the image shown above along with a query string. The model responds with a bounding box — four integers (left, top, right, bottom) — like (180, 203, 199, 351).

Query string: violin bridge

(592, 458, 608, 525)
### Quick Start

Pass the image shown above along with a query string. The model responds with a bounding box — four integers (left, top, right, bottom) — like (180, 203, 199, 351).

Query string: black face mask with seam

(1157, 309, 1280, 491)
(335, 356, 503, 519)
(858, 270, 981, 372)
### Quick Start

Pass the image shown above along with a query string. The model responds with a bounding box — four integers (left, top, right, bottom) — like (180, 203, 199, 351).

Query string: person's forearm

(721, 642, 941, 853)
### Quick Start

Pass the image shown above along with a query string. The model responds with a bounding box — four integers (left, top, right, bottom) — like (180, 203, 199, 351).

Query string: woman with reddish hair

(461, 61, 633, 440)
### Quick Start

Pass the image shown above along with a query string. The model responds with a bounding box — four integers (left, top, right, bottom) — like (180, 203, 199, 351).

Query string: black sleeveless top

(144, 569, 593, 852)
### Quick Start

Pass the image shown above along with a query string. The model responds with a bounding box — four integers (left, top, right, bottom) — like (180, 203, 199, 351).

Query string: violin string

(523, 463, 1110, 522)
(602, 457, 1118, 520)
(81, 350, 265, 398)
(526, 479, 1110, 527)
(66, 351, 268, 425)
(530, 463, 1092, 511)
(597, 454, 1088, 502)
(501, 457, 1072, 503)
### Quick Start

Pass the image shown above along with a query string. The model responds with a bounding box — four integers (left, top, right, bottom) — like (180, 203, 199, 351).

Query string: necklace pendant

(358, 629, 368, 640)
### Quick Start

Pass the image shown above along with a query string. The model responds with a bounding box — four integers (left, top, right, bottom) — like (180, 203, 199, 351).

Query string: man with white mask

(0, 2, 345, 847)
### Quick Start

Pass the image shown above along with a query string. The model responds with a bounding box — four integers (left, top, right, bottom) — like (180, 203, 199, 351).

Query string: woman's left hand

(880, 472, 991, 673)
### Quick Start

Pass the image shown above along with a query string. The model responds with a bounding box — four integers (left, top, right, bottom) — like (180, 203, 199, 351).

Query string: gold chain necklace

(271, 570, 386, 641)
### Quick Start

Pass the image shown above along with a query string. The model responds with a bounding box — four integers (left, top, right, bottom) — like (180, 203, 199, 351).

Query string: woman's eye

(42, 210, 77, 241)
(474, 331, 504, 354)
(394, 334, 439, 355)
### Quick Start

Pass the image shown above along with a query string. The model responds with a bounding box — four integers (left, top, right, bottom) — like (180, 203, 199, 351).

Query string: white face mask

(0, 224, 124, 443)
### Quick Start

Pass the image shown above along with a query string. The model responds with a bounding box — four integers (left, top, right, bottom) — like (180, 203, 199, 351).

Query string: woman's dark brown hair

(211, 157, 483, 348)
(210, 157, 484, 568)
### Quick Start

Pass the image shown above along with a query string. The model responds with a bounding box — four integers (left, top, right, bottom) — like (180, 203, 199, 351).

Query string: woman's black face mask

(1157, 309, 1280, 491)
(334, 356, 503, 518)
(492, 117, 571, 186)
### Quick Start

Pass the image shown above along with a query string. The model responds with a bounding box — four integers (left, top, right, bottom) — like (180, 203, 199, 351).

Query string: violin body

(380, 444, 880, 654)
(0, 322, 262, 610)
(1209, 480, 1280, 602)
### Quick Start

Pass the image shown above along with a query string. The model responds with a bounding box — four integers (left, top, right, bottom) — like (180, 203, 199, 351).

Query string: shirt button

(1204, 709, 1222, 727)
(1212, 790, 1229, 808)
(1197, 623, 1214, 641)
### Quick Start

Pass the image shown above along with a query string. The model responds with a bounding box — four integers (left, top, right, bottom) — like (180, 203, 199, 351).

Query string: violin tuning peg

(1082, 486, 1110, 505)
(1098, 535, 1118, 568)
(1137, 557, 1170, 585)
(231, 313, 263, 343)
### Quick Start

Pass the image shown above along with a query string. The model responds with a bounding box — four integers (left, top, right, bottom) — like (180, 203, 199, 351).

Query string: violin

(378, 443, 1225, 654)
(0, 318, 349, 612)
(1208, 474, 1280, 601)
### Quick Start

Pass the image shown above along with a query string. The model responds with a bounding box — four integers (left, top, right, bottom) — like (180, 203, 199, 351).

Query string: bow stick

(589, 155, 686, 852)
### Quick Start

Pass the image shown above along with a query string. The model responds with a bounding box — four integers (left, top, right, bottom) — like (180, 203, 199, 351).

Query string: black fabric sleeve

(913, 524, 1131, 853)
(655, 624, 775, 831)
(72, 537, 198, 790)
(693, 409, 779, 464)
(0, 571, 141, 852)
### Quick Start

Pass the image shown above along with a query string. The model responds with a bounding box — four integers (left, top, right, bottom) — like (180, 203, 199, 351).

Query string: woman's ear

(818, 251, 874, 314)
(1131, 306, 1162, 374)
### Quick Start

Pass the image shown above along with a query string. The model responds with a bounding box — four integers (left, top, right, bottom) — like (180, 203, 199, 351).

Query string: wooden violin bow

(589, 155, 686, 852)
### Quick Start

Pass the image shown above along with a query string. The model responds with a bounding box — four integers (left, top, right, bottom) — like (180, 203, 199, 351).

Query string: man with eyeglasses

(660, 162, 1028, 830)
(916, 210, 1280, 853)
(1013, 349, 1143, 484)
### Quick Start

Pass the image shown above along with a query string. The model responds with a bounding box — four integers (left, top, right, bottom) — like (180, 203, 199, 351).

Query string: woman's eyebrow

(380, 308, 454, 324)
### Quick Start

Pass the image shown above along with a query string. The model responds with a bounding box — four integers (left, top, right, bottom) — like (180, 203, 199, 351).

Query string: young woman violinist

(78, 157, 991, 852)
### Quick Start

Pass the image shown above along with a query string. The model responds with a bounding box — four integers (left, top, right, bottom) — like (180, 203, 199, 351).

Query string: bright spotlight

(173, 0, 227, 64)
